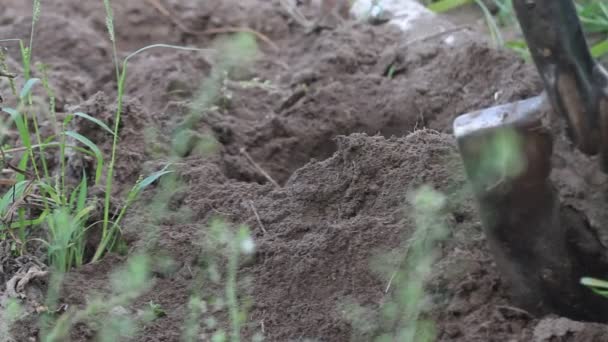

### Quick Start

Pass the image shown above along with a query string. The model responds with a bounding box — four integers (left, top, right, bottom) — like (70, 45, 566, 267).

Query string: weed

(41, 254, 153, 341)
(182, 218, 258, 342)
(342, 186, 449, 341)
(147, 301, 167, 319)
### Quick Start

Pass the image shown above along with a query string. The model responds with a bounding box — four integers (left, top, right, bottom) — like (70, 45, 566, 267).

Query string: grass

(0, 0, 259, 340)
(342, 186, 449, 342)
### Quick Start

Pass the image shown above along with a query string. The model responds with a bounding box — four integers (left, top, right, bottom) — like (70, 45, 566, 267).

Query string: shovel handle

(512, 0, 606, 157)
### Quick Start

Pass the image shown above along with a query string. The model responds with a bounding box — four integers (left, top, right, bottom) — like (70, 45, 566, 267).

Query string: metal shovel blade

(454, 94, 608, 320)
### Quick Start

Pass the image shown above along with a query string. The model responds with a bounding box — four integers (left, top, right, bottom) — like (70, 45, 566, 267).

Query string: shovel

(453, 0, 608, 321)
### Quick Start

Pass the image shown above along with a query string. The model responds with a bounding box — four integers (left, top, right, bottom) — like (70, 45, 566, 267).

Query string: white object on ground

(351, 0, 435, 31)
(350, 0, 461, 45)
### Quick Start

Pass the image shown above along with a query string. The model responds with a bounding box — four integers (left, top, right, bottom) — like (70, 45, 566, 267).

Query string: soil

(0, 0, 608, 341)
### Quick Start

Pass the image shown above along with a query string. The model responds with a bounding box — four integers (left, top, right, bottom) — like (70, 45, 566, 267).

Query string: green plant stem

(92, 44, 212, 263)
(91, 67, 126, 263)
(31, 110, 51, 179)
(227, 241, 241, 342)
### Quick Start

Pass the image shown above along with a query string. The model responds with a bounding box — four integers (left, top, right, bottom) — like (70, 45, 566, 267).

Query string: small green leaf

(2, 107, 32, 148)
(76, 173, 88, 213)
(65, 131, 104, 184)
(136, 165, 173, 192)
(73, 112, 115, 136)
(591, 39, 608, 58)
(63, 113, 75, 127)
(427, 0, 472, 13)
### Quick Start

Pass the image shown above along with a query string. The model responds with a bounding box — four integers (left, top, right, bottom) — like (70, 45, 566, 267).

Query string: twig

(385, 271, 397, 293)
(279, 0, 314, 29)
(6, 265, 48, 298)
(495, 305, 534, 318)
(248, 200, 268, 234)
(239, 147, 281, 189)
(145, 0, 279, 51)
(404, 25, 472, 47)
(0, 148, 34, 178)
(0, 70, 16, 79)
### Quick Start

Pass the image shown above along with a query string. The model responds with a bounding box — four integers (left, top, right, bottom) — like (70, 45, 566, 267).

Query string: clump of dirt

(2, 1, 608, 342)
(239, 131, 469, 341)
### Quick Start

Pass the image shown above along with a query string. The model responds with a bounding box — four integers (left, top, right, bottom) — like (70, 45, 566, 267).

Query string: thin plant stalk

(227, 241, 241, 342)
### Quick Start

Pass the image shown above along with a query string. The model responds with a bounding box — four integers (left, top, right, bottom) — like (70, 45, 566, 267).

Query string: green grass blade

(0, 181, 29, 217)
(37, 182, 62, 205)
(73, 206, 94, 224)
(64, 131, 104, 184)
(136, 165, 173, 193)
(8, 210, 48, 229)
(73, 112, 115, 136)
(2, 107, 33, 148)
(577, 2, 608, 33)
(68, 180, 83, 209)
(474, 0, 503, 46)
(76, 175, 88, 213)
(16, 154, 29, 183)
(19, 78, 40, 100)
(591, 39, 608, 58)
(427, 0, 473, 12)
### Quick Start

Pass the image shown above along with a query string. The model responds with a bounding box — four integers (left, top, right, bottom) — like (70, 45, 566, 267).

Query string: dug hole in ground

(1, 0, 608, 341)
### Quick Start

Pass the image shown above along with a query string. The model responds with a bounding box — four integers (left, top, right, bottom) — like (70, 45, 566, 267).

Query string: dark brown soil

(1, 1, 608, 341)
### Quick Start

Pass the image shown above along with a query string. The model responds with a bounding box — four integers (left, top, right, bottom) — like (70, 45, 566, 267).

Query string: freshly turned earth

(1, 1, 608, 341)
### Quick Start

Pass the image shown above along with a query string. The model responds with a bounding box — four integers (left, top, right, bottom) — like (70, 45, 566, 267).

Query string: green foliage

(147, 301, 167, 318)
(94, 0, 230, 263)
(576, 0, 608, 33)
(45, 182, 93, 272)
(424, 0, 608, 58)
(184, 219, 257, 342)
(0, 0, 261, 340)
(41, 254, 154, 341)
(342, 186, 449, 341)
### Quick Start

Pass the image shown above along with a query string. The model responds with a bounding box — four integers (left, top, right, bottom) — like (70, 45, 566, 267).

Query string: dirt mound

(55, 131, 486, 342)
(240, 131, 467, 341)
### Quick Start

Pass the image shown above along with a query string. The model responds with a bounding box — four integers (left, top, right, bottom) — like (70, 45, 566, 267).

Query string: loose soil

(1, 1, 608, 341)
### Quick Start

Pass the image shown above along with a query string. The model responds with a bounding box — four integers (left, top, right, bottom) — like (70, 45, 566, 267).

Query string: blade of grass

(7, 210, 48, 230)
(2, 107, 33, 148)
(92, 44, 214, 263)
(0, 181, 29, 215)
(591, 38, 608, 58)
(73, 112, 114, 136)
(427, 0, 473, 12)
(474, 0, 503, 46)
(19, 78, 40, 100)
(64, 131, 104, 184)
(95, 166, 174, 260)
